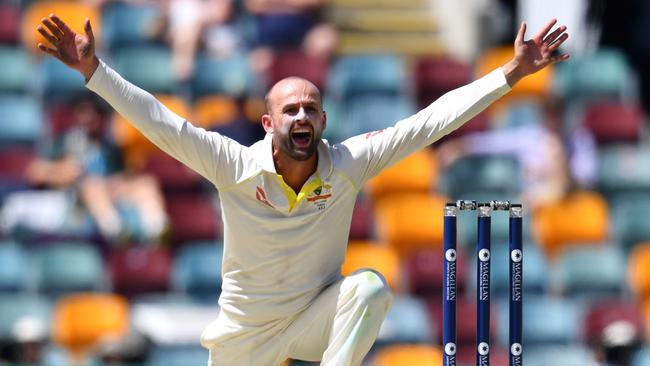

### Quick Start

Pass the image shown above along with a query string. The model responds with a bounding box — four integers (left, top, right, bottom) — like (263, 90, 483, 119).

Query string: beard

(273, 120, 322, 161)
(277, 132, 320, 161)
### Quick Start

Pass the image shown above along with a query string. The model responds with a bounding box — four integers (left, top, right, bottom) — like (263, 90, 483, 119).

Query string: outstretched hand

(37, 14, 99, 81)
(503, 19, 570, 87)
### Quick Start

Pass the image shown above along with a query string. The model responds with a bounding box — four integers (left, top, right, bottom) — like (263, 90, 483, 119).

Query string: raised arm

(36, 14, 249, 188)
(335, 19, 570, 186)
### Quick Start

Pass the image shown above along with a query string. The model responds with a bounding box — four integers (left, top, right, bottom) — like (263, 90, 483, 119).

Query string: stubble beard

(280, 134, 319, 161)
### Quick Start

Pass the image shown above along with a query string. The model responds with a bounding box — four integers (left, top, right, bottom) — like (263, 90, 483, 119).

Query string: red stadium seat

(47, 103, 76, 138)
(456, 346, 508, 366)
(432, 112, 491, 147)
(642, 300, 650, 340)
(412, 55, 493, 148)
(108, 245, 172, 297)
(427, 297, 499, 350)
(165, 193, 220, 245)
(349, 197, 373, 240)
(142, 154, 204, 193)
(415, 56, 470, 109)
(46, 101, 112, 138)
(583, 300, 645, 346)
(0, 147, 36, 202)
(406, 247, 468, 300)
(582, 102, 644, 145)
(268, 51, 329, 91)
(0, 3, 20, 44)
(0, 147, 35, 179)
(458, 297, 499, 347)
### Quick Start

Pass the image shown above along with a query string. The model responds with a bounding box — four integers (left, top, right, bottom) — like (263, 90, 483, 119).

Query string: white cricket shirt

(86, 60, 510, 347)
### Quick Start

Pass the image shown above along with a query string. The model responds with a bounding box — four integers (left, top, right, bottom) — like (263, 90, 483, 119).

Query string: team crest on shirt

(307, 183, 332, 210)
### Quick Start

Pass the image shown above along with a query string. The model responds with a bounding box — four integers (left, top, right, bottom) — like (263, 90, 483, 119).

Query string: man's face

(263, 78, 326, 161)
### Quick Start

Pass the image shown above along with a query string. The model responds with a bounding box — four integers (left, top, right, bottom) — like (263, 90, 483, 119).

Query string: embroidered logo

(306, 183, 332, 210)
(255, 186, 274, 208)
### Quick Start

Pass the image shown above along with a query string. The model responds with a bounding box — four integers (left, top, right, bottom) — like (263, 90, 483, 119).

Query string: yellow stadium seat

(342, 241, 401, 289)
(475, 46, 552, 115)
(112, 94, 190, 170)
(373, 344, 442, 366)
(53, 293, 129, 357)
(628, 243, 650, 302)
(531, 190, 609, 259)
(22, 1, 101, 54)
(373, 192, 447, 260)
(192, 95, 239, 128)
(366, 149, 438, 202)
(243, 97, 266, 122)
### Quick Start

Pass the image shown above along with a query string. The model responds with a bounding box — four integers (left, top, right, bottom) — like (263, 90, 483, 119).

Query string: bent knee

(349, 269, 393, 306)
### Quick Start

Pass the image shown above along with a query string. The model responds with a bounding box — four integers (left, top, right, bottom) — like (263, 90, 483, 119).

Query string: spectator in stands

(86, 0, 240, 81)
(436, 99, 597, 209)
(591, 320, 643, 366)
(24, 96, 167, 243)
(0, 315, 48, 365)
(36, 13, 568, 366)
(163, 0, 240, 81)
(245, 0, 338, 80)
(95, 331, 150, 366)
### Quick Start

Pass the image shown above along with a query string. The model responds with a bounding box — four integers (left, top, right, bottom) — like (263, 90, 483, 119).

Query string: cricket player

(36, 14, 568, 366)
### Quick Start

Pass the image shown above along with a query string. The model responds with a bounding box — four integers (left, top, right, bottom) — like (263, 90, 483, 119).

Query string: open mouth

(291, 130, 312, 147)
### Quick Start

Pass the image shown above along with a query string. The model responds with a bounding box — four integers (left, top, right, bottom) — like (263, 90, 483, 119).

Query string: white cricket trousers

(207, 269, 393, 366)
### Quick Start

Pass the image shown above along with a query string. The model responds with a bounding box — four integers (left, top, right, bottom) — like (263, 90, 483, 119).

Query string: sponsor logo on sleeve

(364, 130, 385, 139)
